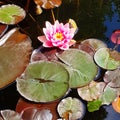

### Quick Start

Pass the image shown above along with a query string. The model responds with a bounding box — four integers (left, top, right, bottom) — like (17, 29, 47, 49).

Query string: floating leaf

(17, 61, 69, 102)
(111, 30, 120, 44)
(0, 28, 32, 89)
(77, 81, 106, 101)
(57, 49, 98, 88)
(94, 48, 120, 70)
(0, 110, 21, 120)
(31, 47, 59, 62)
(104, 68, 120, 88)
(0, 23, 8, 37)
(57, 97, 85, 120)
(99, 85, 117, 105)
(21, 108, 53, 120)
(72, 42, 95, 56)
(16, 98, 59, 119)
(87, 99, 102, 112)
(112, 96, 120, 113)
(81, 38, 107, 51)
(34, 0, 62, 9)
(0, 4, 26, 24)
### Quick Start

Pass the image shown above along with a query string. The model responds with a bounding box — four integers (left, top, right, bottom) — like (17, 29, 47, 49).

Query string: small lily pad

(57, 49, 98, 88)
(1, 110, 21, 120)
(34, 0, 62, 9)
(94, 48, 120, 70)
(77, 81, 106, 101)
(99, 85, 117, 105)
(87, 99, 102, 112)
(57, 97, 85, 120)
(0, 4, 26, 24)
(17, 61, 69, 102)
(112, 96, 120, 113)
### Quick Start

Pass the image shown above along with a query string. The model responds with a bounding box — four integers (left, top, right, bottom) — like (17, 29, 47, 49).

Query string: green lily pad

(17, 61, 69, 102)
(56, 49, 98, 88)
(0, 4, 26, 24)
(99, 85, 117, 105)
(94, 48, 120, 70)
(57, 97, 85, 120)
(87, 99, 102, 112)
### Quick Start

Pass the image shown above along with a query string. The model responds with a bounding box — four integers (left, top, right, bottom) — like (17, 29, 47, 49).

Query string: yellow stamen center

(54, 32, 64, 41)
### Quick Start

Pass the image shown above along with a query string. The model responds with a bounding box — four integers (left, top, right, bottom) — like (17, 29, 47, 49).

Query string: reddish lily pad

(0, 28, 32, 89)
(0, 110, 21, 120)
(34, 0, 62, 9)
(81, 38, 107, 51)
(111, 30, 120, 44)
(94, 48, 120, 70)
(104, 68, 120, 88)
(17, 61, 69, 102)
(0, 4, 26, 24)
(112, 96, 120, 113)
(72, 42, 95, 56)
(57, 49, 98, 88)
(30, 47, 59, 62)
(21, 108, 53, 120)
(16, 98, 59, 119)
(0, 23, 8, 37)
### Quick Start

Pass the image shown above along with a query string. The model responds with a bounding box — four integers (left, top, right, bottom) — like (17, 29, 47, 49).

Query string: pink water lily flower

(38, 20, 76, 50)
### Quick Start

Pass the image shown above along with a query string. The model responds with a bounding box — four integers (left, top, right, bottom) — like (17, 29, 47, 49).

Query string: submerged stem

(25, 0, 31, 12)
(51, 9, 56, 23)
(113, 44, 119, 51)
(28, 13, 43, 34)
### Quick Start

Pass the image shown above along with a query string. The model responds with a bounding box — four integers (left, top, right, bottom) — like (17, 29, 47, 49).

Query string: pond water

(0, 0, 120, 120)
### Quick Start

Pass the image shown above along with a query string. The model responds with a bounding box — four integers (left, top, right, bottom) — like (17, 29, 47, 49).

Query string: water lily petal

(43, 41, 53, 47)
(59, 44, 69, 50)
(37, 35, 47, 42)
(69, 39, 76, 46)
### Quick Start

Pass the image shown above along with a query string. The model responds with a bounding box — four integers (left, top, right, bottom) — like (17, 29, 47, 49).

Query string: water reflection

(104, 2, 120, 51)
(104, 105, 120, 120)
(83, 106, 108, 120)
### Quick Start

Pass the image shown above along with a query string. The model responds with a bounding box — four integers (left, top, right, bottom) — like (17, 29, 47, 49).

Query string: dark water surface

(0, 0, 120, 120)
